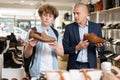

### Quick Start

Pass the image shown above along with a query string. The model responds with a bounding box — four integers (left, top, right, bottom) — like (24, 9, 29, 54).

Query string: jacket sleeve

(96, 24, 105, 53)
(62, 25, 77, 54)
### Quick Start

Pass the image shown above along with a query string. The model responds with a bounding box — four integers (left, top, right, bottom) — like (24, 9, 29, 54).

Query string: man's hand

(95, 43, 104, 48)
(76, 40, 89, 51)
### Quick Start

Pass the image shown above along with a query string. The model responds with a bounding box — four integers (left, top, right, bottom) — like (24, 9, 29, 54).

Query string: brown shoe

(83, 33, 105, 44)
(29, 30, 56, 42)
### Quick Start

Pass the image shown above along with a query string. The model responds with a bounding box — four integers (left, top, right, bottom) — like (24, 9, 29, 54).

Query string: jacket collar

(73, 21, 94, 43)
(88, 21, 94, 33)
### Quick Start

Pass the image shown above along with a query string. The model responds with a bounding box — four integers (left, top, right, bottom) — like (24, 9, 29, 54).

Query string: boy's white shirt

(40, 30, 53, 71)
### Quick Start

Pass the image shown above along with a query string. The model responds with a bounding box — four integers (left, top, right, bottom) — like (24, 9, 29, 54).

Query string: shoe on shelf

(83, 33, 105, 44)
(29, 30, 56, 42)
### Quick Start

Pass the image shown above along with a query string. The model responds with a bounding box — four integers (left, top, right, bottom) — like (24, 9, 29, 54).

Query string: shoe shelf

(89, 7, 120, 24)
(0, 42, 25, 80)
(2, 68, 26, 80)
(89, 6, 120, 69)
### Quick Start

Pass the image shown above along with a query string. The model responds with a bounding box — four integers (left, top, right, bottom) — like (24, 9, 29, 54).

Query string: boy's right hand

(28, 38, 38, 47)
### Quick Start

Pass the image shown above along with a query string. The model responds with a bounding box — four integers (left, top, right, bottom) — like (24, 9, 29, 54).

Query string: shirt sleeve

(57, 31, 62, 44)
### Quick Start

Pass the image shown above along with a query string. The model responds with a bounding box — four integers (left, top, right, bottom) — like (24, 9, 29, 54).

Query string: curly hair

(38, 4, 59, 19)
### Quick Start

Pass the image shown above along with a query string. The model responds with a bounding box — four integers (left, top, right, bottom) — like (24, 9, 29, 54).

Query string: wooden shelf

(89, 7, 120, 23)
(90, 7, 120, 14)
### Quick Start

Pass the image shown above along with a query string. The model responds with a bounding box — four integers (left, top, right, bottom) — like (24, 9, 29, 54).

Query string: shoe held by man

(29, 30, 56, 42)
(83, 33, 105, 44)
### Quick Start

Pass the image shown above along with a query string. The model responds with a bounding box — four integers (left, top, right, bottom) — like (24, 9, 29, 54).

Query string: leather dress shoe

(83, 33, 105, 44)
(29, 30, 56, 42)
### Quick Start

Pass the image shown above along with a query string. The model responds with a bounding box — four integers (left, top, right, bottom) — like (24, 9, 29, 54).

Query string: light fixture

(20, 0, 24, 3)
(30, 3, 35, 5)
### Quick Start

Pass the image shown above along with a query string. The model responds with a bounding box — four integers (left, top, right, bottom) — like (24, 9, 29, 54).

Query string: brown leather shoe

(29, 30, 56, 42)
(83, 33, 105, 44)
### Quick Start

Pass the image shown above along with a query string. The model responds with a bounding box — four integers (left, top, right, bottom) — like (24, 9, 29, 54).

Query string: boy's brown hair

(38, 4, 59, 19)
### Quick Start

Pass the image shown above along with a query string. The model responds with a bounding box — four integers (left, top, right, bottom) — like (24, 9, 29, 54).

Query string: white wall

(0, 8, 36, 16)
(80, 0, 100, 4)
(0, 8, 72, 28)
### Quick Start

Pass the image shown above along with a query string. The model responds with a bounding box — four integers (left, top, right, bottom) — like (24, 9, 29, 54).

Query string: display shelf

(2, 68, 26, 80)
(89, 6, 120, 68)
(90, 7, 120, 14)
(0, 44, 25, 80)
(0, 18, 14, 28)
(89, 7, 120, 24)
(0, 55, 2, 79)
(89, 12, 98, 23)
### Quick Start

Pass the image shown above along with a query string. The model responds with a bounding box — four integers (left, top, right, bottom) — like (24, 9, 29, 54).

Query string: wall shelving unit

(89, 7, 120, 68)
(89, 7, 120, 24)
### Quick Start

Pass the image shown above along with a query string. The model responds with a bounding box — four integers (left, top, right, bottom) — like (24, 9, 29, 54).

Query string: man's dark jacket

(63, 21, 104, 70)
